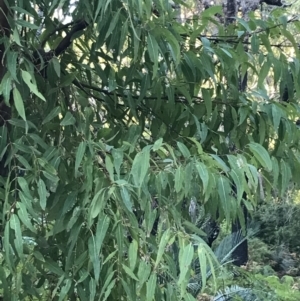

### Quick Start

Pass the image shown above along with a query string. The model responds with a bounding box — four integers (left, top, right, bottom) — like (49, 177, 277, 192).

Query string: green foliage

(214, 271, 300, 301)
(257, 274, 300, 301)
(0, 0, 300, 300)
(248, 238, 273, 270)
(255, 201, 300, 252)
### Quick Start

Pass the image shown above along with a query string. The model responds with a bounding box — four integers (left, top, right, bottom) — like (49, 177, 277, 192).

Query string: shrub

(254, 202, 300, 252)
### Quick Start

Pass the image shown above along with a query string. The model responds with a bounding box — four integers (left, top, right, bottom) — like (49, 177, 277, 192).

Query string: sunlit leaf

(128, 239, 138, 271)
(38, 178, 47, 210)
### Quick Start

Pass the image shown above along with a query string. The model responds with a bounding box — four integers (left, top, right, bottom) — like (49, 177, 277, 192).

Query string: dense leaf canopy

(0, 0, 300, 300)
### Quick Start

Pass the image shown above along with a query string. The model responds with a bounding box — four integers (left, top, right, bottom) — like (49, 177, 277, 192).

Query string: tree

(0, 0, 300, 300)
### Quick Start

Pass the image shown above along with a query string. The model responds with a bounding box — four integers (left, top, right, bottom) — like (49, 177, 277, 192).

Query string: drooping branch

(0, 0, 11, 177)
(0, 0, 10, 78)
(0, 0, 11, 127)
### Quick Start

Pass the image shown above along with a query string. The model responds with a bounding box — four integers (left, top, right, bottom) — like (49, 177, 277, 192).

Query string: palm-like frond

(215, 225, 259, 265)
(213, 285, 257, 301)
(188, 224, 259, 297)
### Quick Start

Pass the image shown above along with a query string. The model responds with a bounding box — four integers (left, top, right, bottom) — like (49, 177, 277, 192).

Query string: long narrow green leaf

(13, 87, 26, 121)
(178, 243, 194, 285)
(146, 273, 157, 301)
(75, 141, 86, 177)
(10, 214, 23, 260)
(38, 178, 47, 210)
(248, 142, 272, 172)
(155, 228, 171, 269)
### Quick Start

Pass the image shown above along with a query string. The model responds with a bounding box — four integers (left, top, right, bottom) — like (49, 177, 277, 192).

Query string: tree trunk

(232, 204, 248, 266)
(225, 0, 237, 25)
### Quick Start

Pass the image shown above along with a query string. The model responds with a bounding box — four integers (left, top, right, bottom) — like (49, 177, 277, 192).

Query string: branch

(200, 0, 292, 19)
(54, 19, 89, 56)
(261, 0, 287, 6)
(72, 79, 241, 106)
(31, 19, 89, 76)
(180, 17, 299, 49)
(40, 21, 75, 48)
